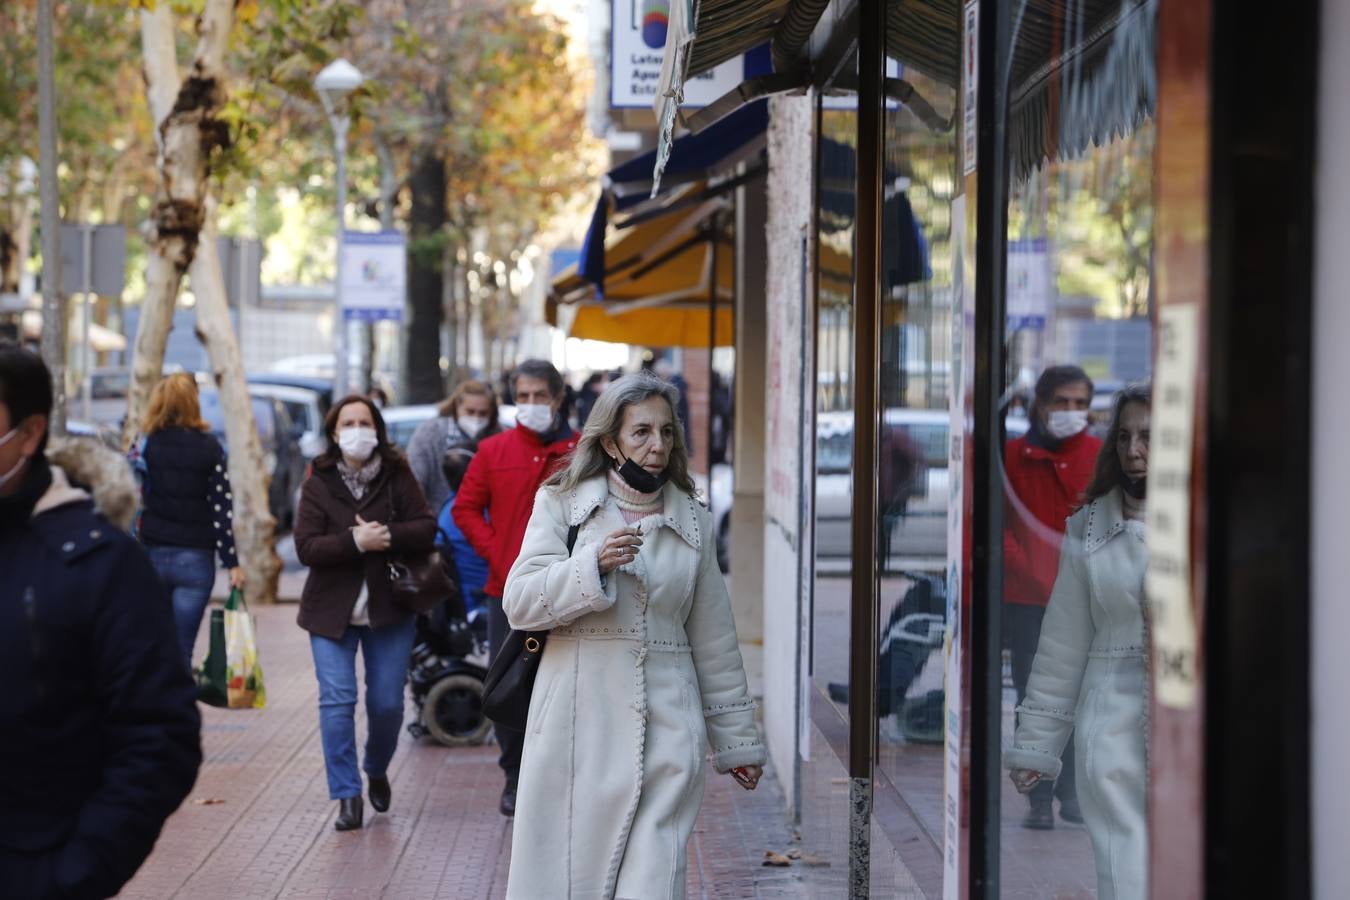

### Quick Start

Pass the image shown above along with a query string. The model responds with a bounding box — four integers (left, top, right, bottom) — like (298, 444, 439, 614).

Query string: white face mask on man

(0, 427, 27, 490)
(337, 426, 379, 462)
(514, 403, 554, 434)
(1045, 409, 1089, 440)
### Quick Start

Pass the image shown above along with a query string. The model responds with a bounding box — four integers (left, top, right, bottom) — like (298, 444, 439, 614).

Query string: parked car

(247, 373, 333, 417)
(198, 388, 307, 533)
(247, 381, 328, 460)
(381, 404, 441, 450)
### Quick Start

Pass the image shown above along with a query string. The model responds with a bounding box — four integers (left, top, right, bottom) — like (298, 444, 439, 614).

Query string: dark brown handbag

(482, 524, 579, 730)
(386, 551, 453, 614)
(384, 480, 453, 615)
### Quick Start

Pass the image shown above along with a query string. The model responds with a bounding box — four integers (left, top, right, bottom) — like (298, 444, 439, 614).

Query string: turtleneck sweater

(607, 469, 663, 524)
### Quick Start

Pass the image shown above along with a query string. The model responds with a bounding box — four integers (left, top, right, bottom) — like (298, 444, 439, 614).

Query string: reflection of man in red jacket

(1004, 365, 1099, 830)
(452, 359, 576, 817)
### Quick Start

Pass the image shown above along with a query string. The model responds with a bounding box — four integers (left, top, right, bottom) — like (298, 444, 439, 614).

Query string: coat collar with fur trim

(561, 474, 702, 550)
(38, 437, 140, 531)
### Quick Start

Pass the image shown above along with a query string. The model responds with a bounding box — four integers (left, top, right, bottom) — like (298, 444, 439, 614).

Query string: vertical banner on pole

(340, 231, 406, 323)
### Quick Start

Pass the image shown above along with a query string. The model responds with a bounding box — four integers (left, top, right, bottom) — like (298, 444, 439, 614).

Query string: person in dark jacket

(133, 372, 244, 667)
(452, 358, 577, 816)
(0, 347, 201, 899)
(294, 394, 437, 832)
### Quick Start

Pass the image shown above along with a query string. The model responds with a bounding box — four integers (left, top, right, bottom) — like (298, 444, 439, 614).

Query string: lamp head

(315, 58, 364, 105)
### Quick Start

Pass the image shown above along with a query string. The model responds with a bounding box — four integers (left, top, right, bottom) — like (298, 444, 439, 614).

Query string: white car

(247, 382, 328, 460)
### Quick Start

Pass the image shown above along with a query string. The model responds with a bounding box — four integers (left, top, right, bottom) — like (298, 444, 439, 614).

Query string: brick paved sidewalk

(119, 605, 835, 900)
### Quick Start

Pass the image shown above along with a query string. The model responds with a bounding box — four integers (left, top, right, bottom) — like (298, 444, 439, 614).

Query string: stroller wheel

(423, 673, 492, 747)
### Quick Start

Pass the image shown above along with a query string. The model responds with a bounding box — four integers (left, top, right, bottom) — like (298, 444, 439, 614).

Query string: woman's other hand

(228, 567, 245, 589)
(1009, 768, 1045, 794)
(731, 766, 763, 790)
(352, 515, 392, 553)
(597, 525, 643, 575)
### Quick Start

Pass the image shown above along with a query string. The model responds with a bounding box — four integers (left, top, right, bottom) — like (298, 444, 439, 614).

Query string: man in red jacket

(452, 359, 576, 816)
(1004, 365, 1100, 830)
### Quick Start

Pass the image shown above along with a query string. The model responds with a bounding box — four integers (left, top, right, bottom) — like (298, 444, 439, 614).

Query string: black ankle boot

(368, 775, 391, 813)
(335, 797, 363, 831)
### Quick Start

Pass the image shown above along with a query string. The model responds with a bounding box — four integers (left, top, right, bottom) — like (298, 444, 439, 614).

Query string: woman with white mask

(406, 379, 502, 512)
(294, 395, 437, 831)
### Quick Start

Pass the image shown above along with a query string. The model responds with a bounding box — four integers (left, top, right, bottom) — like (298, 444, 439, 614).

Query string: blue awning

(607, 98, 768, 209)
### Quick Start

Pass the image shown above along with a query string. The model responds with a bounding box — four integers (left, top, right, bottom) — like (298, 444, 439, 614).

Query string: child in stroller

(406, 444, 493, 746)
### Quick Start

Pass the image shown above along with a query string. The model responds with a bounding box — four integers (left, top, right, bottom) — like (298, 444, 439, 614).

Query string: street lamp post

(315, 58, 364, 399)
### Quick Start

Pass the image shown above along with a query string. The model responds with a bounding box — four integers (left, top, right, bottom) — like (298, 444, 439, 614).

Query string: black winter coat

(0, 458, 202, 900)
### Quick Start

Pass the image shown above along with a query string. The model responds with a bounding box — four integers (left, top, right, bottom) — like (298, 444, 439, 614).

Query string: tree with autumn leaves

(4, 0, 597, 600)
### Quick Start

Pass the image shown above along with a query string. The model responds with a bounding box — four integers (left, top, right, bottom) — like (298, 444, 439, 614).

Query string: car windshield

(199, 392, 275, 444)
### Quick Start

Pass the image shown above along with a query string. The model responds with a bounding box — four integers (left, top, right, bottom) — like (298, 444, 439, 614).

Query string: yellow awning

(549, 185, 735, 347)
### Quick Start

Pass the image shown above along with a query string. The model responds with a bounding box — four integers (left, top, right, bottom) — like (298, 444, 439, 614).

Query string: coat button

(89, 529, 102, 540)
(62, 541, 76, 552)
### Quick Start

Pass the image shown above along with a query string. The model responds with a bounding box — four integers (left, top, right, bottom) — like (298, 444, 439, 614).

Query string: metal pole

(707, 215, 717, 520)
(81, 226, 92, 423)
(36, 0, 64, 436)
(334, 115, 350, 398)
(849, 0, 886, 894)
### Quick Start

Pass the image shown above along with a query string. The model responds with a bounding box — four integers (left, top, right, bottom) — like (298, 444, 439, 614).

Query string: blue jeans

(309, 619, 417, 800)
(147, 545, 216, 669)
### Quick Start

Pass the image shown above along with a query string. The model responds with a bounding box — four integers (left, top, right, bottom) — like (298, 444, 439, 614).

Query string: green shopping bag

(196, 589, 266, 709)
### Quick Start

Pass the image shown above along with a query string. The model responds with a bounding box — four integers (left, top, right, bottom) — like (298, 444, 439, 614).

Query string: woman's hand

(352, 515, 392, 553)
(1009, 768, 1045, 794)
(228, 567, 245, 589)
(731, 765, 763, 790)
(597, 525, 643, 575)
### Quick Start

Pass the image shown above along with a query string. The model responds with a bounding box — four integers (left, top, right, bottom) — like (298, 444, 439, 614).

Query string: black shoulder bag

(481, 523, 579, 731)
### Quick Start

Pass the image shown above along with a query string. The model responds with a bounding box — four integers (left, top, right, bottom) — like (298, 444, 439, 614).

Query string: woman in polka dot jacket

(135, 373, 244, 668)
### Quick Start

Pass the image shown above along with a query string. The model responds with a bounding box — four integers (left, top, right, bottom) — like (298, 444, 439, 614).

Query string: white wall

(1313, 1, 1350, 894)
(762, 91, 817, 811)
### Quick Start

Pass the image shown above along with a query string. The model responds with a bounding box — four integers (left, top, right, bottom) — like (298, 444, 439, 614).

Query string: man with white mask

(1003, 364, 1100, 830)
(452, 359, 577, 816)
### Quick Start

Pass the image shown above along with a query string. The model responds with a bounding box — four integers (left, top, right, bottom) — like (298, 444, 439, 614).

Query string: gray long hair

(546, 372, 697, 495)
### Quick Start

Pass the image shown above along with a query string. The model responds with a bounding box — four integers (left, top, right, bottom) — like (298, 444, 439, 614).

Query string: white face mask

(1045, 409, 1089, 440)
(515, 403, 554, 434)
(0, 427, 26, 490)
(457, 415, 490, 438)
(337, 426, 379, 462)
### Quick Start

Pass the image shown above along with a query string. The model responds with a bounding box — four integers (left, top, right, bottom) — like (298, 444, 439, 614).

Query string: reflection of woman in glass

(1006, 384, 1150, 900)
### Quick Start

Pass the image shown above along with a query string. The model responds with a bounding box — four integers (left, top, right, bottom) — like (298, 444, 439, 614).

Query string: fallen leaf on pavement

(798, 853, 831, 867)
(762, 851, 793, 867)
(193, 798, 226, 806)
(786, 849, 803, 860)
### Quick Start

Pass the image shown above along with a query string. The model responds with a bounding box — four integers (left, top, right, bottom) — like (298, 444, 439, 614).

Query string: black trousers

(1005, 603, 1077, 806)
(485, 594, 523, 782)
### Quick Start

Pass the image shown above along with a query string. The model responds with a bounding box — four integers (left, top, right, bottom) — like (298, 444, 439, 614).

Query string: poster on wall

(962, 1, 979, 176)
(611, 0, 743, 109)
(340, 231, 406, 322)
(943, 194, 969, 900)
(1145, 302, 1199, 708)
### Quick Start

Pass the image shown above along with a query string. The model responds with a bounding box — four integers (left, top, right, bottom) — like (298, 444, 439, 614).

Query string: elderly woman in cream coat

(1006, 384, 1151, 900)
(503, 372, 765, 900)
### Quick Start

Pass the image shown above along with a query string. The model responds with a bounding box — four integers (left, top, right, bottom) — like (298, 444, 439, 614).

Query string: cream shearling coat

(1005, 487, 1149, 900)
(502, 475, 765, 900)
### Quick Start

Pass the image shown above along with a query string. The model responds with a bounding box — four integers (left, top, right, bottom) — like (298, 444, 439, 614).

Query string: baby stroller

(406, 539, 493, 747)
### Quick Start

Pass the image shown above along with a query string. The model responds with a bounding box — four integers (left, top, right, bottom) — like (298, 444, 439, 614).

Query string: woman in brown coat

(294, 395, 436, 831)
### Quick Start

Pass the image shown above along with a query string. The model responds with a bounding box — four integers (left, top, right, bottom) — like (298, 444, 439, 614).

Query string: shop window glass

(998, 1, 1157, 896)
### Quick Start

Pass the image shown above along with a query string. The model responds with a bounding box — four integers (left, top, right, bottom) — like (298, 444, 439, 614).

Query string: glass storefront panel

(998, 1, 1157, 896)
(798, 95, 858, 886)
(871, 23, 961, 895)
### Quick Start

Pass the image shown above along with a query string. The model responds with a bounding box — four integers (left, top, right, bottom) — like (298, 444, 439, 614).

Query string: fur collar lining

(41, 437, 139, 531)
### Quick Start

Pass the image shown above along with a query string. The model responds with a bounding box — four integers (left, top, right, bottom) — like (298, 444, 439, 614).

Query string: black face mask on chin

(615, 451, 668, 494)
(1122, 474, 1147, 499)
